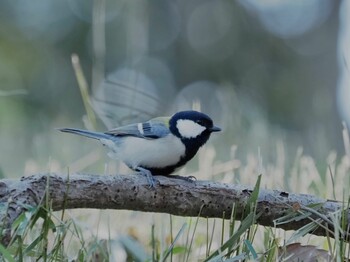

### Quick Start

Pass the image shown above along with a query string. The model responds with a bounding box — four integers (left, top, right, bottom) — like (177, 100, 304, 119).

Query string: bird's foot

(136, 167, 157, 189)
(168, 175, 197, 182)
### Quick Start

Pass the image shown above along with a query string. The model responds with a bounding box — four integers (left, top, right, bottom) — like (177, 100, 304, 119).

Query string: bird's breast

(119, 134, 186, 169)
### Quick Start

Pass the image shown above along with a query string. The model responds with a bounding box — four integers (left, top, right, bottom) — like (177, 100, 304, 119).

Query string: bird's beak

(209, 126, 221, 132)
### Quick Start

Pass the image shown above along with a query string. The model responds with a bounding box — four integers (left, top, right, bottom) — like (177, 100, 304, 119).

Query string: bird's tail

(58, 128, 111, 140)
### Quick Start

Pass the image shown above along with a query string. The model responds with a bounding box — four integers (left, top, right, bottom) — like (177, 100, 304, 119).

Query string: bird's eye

(196, 119, 204, 125)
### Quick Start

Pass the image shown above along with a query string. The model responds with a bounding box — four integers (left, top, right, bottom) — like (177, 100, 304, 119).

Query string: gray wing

(105, 117, 171, 139)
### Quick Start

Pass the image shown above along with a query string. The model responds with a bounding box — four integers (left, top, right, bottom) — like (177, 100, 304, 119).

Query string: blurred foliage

(0, 0, 344, 178)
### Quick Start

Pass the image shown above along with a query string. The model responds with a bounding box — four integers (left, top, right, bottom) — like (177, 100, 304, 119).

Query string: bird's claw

(186, 175, 197, 182)
(136, 167, 157, 189)
(168, 175, 197, 182)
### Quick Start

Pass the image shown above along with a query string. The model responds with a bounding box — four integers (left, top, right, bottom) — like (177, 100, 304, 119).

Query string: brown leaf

(292, 202, 301, 212)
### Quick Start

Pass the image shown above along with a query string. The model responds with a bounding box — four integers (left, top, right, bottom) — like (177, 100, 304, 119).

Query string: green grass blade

(23, 234, 42, 257)
(119, 235, 150, 262)
(221, 211, 225, 246)
(0, 244, 15, 262)
(185, 207, 203, 262)
(243, 174, 261, 217)
(162, 223, 187, 261)
(205, 212, 260, 261)
(207, 219, 216, 258)
(151, 224, 156, 262)
(286, 221, 320, 244)
(265, 238, 278, 261)
(244, 239, 257, 259)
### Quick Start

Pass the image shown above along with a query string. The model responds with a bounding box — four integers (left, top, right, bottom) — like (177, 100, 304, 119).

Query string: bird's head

(169, 110, 221, 149)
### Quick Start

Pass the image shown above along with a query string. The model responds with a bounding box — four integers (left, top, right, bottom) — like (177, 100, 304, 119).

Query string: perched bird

(59, 110, 221, 187)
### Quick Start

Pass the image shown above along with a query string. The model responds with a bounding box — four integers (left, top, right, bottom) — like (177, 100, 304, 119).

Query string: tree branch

(0, 173, 348, 246)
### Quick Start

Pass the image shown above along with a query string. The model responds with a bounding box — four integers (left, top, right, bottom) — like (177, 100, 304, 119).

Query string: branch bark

(0, 173, 348, 246)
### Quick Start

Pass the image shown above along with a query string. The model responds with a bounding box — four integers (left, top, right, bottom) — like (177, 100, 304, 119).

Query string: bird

(59, 110, 221, 188)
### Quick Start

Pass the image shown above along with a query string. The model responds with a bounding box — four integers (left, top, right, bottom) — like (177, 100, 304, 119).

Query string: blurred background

(2, 0, 350, 259)
(0, 0, 348, 185)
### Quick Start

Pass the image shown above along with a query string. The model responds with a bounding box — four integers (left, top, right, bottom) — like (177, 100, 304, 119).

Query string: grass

(1, 156, 349, 262)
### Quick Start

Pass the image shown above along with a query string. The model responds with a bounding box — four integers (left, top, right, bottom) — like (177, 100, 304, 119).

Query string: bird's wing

(105, 117, 171, 139)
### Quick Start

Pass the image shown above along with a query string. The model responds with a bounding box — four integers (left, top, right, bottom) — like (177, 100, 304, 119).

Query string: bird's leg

(135, 167, 157, 188)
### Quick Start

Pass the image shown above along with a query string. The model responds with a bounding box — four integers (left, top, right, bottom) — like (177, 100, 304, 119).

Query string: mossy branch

(0, 173, 348, 246)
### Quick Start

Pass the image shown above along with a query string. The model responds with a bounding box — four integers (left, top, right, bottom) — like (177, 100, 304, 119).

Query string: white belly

(102, 134, 186, 169)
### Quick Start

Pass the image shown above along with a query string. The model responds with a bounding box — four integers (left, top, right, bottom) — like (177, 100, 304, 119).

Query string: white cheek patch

(176, 119, 206, 138)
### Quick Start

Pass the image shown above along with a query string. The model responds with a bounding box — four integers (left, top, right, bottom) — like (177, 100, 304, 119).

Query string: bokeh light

(186, 0, 237, 61)
(239, 0, 332, 38)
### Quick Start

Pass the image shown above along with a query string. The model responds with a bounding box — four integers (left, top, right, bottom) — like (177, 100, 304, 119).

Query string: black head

(169, 110, 221, 159)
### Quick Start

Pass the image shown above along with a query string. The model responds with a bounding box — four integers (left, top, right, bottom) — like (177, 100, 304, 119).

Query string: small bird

(59, 110, 221, 187)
